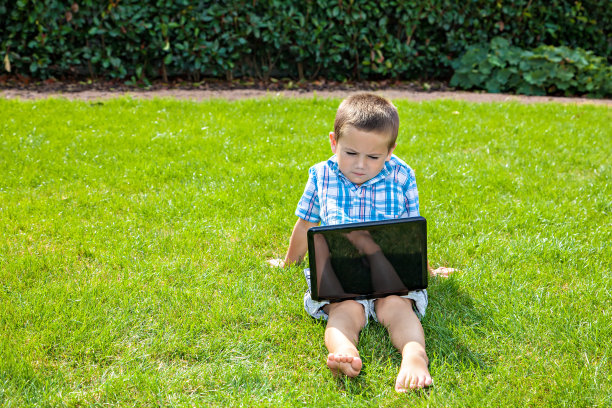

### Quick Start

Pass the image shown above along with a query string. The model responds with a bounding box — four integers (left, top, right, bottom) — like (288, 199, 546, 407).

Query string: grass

(0, 96, 610, 407)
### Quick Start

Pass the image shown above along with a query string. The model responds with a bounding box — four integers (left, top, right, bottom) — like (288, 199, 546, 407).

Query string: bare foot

(395, 353, 432, 392)
(327, 352, 363, 378)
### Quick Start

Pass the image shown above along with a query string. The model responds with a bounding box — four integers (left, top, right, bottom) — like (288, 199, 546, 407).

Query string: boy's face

(330, 126, 395, 186)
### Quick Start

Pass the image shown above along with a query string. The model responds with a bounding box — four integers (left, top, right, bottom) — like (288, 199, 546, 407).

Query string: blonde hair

(334, 93, 399, 149)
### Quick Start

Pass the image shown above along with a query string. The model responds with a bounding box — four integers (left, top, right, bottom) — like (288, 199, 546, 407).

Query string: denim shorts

(302, 268, 427, 324)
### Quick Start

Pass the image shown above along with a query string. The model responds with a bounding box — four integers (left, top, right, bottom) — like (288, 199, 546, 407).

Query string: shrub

(450, 37, 611, 97)
(1, 0, 610, 88)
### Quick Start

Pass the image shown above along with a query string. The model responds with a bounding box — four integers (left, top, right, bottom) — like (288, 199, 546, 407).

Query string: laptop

(307, 216, 428, 302)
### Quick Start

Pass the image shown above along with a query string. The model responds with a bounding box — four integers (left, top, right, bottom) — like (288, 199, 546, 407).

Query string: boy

(269, 93, 453, 392)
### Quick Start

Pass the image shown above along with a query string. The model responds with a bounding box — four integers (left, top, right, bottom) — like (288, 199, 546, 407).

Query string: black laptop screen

(307, 217, 428, 301)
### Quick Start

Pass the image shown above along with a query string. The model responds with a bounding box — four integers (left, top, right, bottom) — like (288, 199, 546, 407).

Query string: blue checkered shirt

(295, 155, 420, 226)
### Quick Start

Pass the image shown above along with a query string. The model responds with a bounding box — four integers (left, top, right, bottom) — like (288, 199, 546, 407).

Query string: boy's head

(333, 93, 399, 150)
(330, 93, 399, 186)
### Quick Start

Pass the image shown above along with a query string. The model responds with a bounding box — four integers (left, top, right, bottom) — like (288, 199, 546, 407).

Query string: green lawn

(0, 96, 610, 407)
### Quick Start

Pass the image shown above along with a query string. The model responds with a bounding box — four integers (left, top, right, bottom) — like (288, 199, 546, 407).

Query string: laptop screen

(307, 217, 427, 301)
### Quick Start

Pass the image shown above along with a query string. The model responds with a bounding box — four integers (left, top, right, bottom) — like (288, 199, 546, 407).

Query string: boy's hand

(267, 258, 286, 268)
(430, 266, 457, 277)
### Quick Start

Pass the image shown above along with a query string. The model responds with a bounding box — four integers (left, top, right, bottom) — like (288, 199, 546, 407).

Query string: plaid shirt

(295, 155, 420, 226)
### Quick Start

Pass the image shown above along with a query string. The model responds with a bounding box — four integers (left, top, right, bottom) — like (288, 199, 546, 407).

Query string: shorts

(302, 268, 428, 324)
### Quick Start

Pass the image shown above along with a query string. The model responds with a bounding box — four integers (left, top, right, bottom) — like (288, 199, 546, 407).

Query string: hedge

(1, 0, 610, 83)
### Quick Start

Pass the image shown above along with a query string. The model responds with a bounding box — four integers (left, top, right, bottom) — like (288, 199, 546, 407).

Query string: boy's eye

(367, 155, 380, 160)
(346, 152, 357, 156)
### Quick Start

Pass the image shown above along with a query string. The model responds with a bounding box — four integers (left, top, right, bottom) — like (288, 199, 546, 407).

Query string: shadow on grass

(424, 276, 489, 370)
(326, 276, 489, 396)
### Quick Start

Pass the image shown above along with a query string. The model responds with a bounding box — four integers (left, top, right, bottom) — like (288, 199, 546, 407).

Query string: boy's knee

(375, 295, 414, 323)
(326, 300, 366, 327)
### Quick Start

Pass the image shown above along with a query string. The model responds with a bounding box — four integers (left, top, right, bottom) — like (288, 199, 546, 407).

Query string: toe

(338, 355, 352, 363)
(395, 373, 406, 392)
(328, 353, 362, 377)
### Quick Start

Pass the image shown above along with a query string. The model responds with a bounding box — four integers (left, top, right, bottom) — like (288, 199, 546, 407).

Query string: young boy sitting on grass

(269, 93, 454, 392)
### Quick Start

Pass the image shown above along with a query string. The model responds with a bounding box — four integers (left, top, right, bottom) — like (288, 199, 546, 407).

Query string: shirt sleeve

(403, 167, 420, 217)
(295, 166, 321, 223)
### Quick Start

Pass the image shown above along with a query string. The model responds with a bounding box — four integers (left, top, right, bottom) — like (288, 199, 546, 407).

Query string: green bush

(1, 0, 610, 86)
(450, 37, 612, 97)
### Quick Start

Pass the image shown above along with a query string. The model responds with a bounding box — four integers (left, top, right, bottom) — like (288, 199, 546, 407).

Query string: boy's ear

(386, 143, 396, 161)
(329, 132, 337, 153)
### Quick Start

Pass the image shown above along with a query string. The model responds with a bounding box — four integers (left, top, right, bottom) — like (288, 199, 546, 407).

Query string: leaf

(449, 73, 462, 87)
(523, 69, 549, 85)
(490, 37, 510, 49)
(3, 53, 10, 72)
(478, 60, 493, 75)
(485, 77, 502, 93)
(489, 54, 504, 67)
(556, 69, 574, 82)
(494, 68, 512, 85)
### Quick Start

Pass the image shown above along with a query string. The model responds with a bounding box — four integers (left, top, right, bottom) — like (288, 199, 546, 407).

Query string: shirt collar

(327, 155, 393, 189)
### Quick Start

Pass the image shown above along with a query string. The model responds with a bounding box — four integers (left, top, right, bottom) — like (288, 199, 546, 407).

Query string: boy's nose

(356, 156, 366, 168)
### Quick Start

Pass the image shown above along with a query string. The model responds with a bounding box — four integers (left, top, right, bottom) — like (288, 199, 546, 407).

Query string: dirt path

(1, 88, 610, 105)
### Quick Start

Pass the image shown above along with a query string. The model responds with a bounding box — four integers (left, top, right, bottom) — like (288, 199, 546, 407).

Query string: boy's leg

(323, 300, 367, 377)
(375, 295, 432, 391)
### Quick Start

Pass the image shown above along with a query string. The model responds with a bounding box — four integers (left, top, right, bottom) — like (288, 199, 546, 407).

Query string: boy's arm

(267, 217, 319, 268)
(283, 218, 319, 266)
